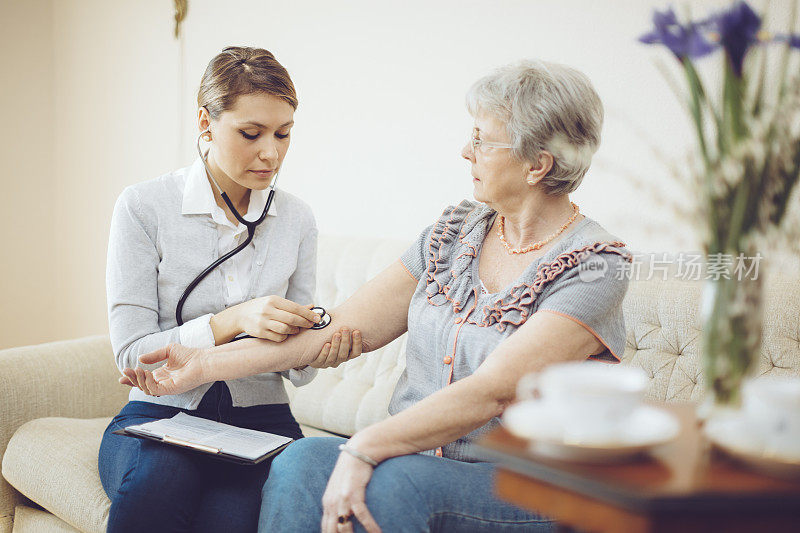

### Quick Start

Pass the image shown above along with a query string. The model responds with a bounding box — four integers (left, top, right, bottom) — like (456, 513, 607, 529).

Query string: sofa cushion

(2, 416, 338, 533)
(11, 505, 80, 532)
(2, 417, 110, 533)
(0, 335, 128, 533)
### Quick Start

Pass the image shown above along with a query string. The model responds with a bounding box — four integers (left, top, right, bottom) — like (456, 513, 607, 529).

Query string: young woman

(98, 46, 359, 533)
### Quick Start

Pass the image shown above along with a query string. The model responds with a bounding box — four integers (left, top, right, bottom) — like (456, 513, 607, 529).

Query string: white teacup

(742, 376, 800, 459)
(517, 361, 649, 444)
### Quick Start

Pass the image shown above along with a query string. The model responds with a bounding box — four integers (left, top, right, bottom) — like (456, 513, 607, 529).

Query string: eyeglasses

(470, 135, 513, 154)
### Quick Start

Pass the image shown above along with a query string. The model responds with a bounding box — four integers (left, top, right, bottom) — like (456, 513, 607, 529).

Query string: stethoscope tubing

(175, 130, 331, 332)
(174, 192, 272, 326)
(176, 131, 276, 326)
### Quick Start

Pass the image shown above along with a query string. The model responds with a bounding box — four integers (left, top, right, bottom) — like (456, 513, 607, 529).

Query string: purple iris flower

(707, 1, 762, 76)
(639, 7, 718, 59)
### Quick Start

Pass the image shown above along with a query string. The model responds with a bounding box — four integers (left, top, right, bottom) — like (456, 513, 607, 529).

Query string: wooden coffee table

(472, 403, 800, 533)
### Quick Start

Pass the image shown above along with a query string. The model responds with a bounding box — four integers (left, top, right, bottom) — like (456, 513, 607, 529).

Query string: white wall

(0, 0, 57, 349)
(173, 0, 798, 249)
(51, 0, 180, 341)
(1, 0, 797, 348)
(178, 0, 700, 247)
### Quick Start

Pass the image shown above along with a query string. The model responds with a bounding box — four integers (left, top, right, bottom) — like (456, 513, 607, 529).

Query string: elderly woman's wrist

(197, 348, 217, 382)
(338, 443, 378, 467)
(347, 432, 388, 464)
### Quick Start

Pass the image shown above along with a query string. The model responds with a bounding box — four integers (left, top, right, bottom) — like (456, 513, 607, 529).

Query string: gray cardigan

(106, 158, 317, 409)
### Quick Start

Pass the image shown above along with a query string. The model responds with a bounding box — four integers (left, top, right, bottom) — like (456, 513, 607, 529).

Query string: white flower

(719, 157, 744, 189)
(748, 139, 767, 170)
(789, 111, 800, 140)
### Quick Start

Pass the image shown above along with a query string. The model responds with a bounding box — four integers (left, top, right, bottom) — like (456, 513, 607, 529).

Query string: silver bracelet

(338, 443, 378, 467)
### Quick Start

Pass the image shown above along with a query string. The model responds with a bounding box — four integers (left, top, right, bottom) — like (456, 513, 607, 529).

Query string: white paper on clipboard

(125, 412, 293, 461)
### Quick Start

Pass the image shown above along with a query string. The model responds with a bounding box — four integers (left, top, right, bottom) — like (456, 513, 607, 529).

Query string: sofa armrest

(0, 335, 129, 532)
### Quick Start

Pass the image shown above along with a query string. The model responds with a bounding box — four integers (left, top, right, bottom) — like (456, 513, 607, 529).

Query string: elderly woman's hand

(321, 450, 381, 533)
(309, 328, 362, 369)
(118, 344, 210, 396)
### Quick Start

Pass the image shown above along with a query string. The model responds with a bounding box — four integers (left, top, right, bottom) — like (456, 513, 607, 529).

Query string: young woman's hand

(118, 344, 210, 396)
(216, 295, 323, 343)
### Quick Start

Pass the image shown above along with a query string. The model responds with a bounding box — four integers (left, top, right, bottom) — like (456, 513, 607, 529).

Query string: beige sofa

(1, 236, 799, 532)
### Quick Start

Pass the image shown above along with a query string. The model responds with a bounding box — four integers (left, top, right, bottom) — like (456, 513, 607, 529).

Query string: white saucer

(704, 414, 800, 479)
(502, 401, 680, 464)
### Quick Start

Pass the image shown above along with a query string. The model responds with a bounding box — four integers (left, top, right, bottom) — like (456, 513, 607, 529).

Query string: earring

(201, 130, 212, 141)
(526, 178, 537, 185)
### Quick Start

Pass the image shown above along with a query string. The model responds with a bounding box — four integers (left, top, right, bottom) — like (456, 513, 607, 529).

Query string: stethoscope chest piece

(310, 306, 332, 329)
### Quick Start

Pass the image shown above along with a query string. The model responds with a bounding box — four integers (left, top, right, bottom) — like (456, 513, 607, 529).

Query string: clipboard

(112, 429, 293, 465)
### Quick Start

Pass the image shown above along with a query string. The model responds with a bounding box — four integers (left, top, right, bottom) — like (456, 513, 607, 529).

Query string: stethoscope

(175, 129, 331, 335)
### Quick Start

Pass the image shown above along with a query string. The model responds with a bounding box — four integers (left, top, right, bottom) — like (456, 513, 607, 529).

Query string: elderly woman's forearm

(348, 313, 602, 462)
(349, 375, 505, 463)
(203, 335, 321, 379)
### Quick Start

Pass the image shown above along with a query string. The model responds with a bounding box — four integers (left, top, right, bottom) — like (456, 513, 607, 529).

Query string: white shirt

(177, 165, 315, 387)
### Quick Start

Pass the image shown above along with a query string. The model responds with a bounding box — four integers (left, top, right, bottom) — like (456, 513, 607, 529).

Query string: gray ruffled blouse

(390, 200, 632, 462)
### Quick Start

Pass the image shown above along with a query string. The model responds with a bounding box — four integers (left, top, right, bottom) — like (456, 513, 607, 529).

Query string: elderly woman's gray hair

(466, 60, 603, 195)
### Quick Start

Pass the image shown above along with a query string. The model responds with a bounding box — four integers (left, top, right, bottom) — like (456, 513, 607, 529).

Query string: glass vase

(700, 273, 763, 410)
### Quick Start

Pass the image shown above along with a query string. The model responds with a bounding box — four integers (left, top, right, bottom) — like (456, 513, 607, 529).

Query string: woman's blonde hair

(198, 46, 298, 118)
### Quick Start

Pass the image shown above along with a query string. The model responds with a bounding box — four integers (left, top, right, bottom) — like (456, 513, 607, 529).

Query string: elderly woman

(123, 60, 630, 532)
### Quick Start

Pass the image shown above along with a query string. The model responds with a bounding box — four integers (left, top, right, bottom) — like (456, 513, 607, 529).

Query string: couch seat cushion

(2, 417, 111, 533)
(11, 505, 81, 532)
(2, 416, 337, 533)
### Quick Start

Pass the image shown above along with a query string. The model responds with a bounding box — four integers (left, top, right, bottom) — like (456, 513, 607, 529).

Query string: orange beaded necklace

(497, 202, 581, 254)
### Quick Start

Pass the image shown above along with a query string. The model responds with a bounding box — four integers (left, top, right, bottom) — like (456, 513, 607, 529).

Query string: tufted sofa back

(622, 273, 800, 401)
(286, 236, 412, 436)
(286, 236, 800, 436)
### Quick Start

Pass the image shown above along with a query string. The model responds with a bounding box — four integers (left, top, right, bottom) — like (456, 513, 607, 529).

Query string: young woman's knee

(119, 444, 203, 498)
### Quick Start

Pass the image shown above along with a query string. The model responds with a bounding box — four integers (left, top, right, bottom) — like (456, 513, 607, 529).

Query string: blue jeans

(98, 381, 303, 533)
(259, 437, 554, 532)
